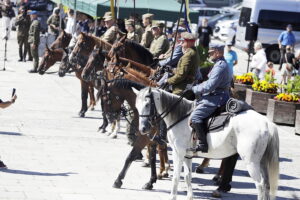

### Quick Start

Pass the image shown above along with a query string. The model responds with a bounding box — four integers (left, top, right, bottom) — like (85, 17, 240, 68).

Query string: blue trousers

(190, 101, 218, 124)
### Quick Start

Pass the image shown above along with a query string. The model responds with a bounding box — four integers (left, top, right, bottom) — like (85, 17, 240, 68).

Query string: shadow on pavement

(0, 168, 77, 176)
(72, 116, 101, 120)
(0, 131, 22, 136)
(280, 157, 293, 162)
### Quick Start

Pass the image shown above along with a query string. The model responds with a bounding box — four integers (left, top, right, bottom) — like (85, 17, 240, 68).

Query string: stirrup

(189, 144, 208, 153)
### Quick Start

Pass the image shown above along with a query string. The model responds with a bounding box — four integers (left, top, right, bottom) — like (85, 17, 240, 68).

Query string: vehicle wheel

(266, 46, 280, 64)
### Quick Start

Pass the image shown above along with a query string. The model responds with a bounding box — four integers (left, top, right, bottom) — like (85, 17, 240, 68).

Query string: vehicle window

(239, 7, 251, 27)
(258, 10, 300, 31)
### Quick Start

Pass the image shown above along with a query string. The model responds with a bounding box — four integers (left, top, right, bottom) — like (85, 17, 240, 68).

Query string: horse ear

(132, 87, 140, 94)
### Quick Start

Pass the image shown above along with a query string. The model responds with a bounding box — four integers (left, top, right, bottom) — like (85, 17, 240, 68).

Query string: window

(239, 7, 251, 27)
(258, 10, 300, 31)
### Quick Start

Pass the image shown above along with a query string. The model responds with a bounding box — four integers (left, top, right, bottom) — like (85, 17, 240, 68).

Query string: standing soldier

(140, 13, 154, 48)
(125, 19, 139, 43)
(47, 7, 65, 40)
(149, 22, 169, 58)
(28, 10, 40, 73)
(101, 12, 118, 44)
(15, 6, 31, 62)
(129, 13, 143, 43)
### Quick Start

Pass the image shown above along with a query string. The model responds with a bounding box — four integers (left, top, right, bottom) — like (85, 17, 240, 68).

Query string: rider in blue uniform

(186, 44, 231, 152)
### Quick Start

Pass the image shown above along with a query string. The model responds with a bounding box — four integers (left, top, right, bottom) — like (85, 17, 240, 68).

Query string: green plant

(282, 75, 300, 94)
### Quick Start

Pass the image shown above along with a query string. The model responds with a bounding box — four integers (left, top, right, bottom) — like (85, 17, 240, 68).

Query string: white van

(235, 0, 300, 63)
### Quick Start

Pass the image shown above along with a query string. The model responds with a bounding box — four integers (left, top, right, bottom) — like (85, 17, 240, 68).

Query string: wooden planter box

(234, 83, 252, 101)
(267, 99, 300, 125)
(245, 89, 277, 114)
(296, 110, 300, 135)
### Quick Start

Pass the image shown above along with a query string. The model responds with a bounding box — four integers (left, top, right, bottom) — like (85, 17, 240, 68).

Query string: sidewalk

(0, 28, 299, 200)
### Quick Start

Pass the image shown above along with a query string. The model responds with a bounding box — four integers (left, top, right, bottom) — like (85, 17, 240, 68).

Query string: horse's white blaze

(135, 88, 279, 200)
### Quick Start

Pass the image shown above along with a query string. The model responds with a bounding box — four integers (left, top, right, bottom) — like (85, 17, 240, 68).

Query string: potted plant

(234, 72, 254, 101)
(268, 76, 300, 125)
(246, 72, 278, 114)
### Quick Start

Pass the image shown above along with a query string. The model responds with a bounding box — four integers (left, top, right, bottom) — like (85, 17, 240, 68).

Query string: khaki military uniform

(28, 19, 40, 71)
(167, 46, 200, 95)
(149, 34, 169, 58)
(47, 14, 64, 37)
(101, 25, 118, 44)
(140, 25, 153, 48)
(126, 32, 139, 43)
(15, 14, 31, 61)
(135, 23, 144, 43)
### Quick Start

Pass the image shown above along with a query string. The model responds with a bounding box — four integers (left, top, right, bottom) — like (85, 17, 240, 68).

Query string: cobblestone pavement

(0, 29, 299, 200)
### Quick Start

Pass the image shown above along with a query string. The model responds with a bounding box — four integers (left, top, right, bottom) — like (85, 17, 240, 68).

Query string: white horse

(133, 87, 279, 200)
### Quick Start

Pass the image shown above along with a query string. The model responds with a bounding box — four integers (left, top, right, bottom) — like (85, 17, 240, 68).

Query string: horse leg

(195, 158, 210, 174)
(88, 85, 96, 111)
(163, 147, 170, 178)
(183, 158, 193, 200)
(98, 100, 108, 133)
(110, 116, 121, 139)
(170, 151, 184, 200)
(212, 153, 239, 198)
(212, 158, 226, 184)
(106, 121, 116, 136)
(141, 145, 150, 167)
(143, 142, 157, 190)
(157, 144, 166, 180)
(113, 135, 149, 188)
(79, 81, 88, 117)
(246, 162, 264, 200)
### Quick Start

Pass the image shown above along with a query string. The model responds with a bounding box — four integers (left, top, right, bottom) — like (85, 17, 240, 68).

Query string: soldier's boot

(18, 47, 23, 62)
(23, 49, 27, 62)
(152, 121, 167, 145)
(28, 60, 38, 73)
(191, 123, 208, 153)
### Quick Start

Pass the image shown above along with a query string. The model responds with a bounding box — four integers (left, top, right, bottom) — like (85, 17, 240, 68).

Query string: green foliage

(196, 45, 209, 67)
(282, 75, 300, 94)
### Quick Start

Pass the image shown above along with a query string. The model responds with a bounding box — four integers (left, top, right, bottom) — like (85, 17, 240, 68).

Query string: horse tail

(265, 122, 279, 200)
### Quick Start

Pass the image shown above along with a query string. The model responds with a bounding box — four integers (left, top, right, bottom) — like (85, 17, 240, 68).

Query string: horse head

(81, 47, 106, 81)
(58, 48, 73, 77)
(69, 32, 94, 65)
(133, 87, 157, 135)
(38, 47, 64, 75)
(50, 30, 72, 49)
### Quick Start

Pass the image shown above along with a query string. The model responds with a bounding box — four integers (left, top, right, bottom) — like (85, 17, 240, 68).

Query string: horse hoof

(142, 183, 153, 190)
(217, 184, 231, 192)
(90, 107, 95, 111)
(195, 166, 204, 174)
(212, 190, 222, 198)
(157, 174, 163, 180)
(162, 173, 169, 178)
(79, 112, 85, 118)
(113, 179, 122, 188)
(101, 129, 106, 133)
(110, 134, 117, 139)
(141, 162, 150, 168)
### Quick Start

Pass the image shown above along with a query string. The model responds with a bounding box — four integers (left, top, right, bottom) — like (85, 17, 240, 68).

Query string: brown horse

(37, 47, 64, 75)
(50, 30, 72, 49)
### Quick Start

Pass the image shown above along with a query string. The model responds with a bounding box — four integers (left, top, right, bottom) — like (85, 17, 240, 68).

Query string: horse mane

(89, 35, 112, 51)
(124, 39, 154, 64)
(157, 89, 194, 122)
(125, 68, 156, 86)
(109, 79, 145, 91)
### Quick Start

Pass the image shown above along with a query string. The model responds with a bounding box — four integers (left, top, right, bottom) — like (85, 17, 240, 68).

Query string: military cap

(142, 13, 154, 19)
(181, 32, 197, 41)
(151, 21, 164, 29)
(104, 15, 114, 22)
(103, 11, 112, 17)
(125, 19, 134, 26)
(208, 43, 225, 52)
(28, 10, 38, 15)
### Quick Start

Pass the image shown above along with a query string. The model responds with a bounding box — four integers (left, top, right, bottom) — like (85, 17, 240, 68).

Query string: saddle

(205, 98, 253, 133)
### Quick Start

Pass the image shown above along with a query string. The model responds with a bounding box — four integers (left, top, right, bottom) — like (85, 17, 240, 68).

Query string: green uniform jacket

(15, 14, 31, 37)
(47, 15, 64, 35)
(149, 34, 169, 58)
(135, 24, 144, 43)
(127, 32, 139, 43)
(101, 25, 118, 44)
(28, 19, 40, 45)
(167, 46, 200, 95)
(140, 25, 153, 48)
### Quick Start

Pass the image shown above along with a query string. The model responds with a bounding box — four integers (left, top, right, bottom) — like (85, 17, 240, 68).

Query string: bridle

(140, 88, 192, 131)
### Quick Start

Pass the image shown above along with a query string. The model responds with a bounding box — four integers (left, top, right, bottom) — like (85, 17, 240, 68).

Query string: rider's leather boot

(193, 123, 208, 153)
(152, 121, 167, 145)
